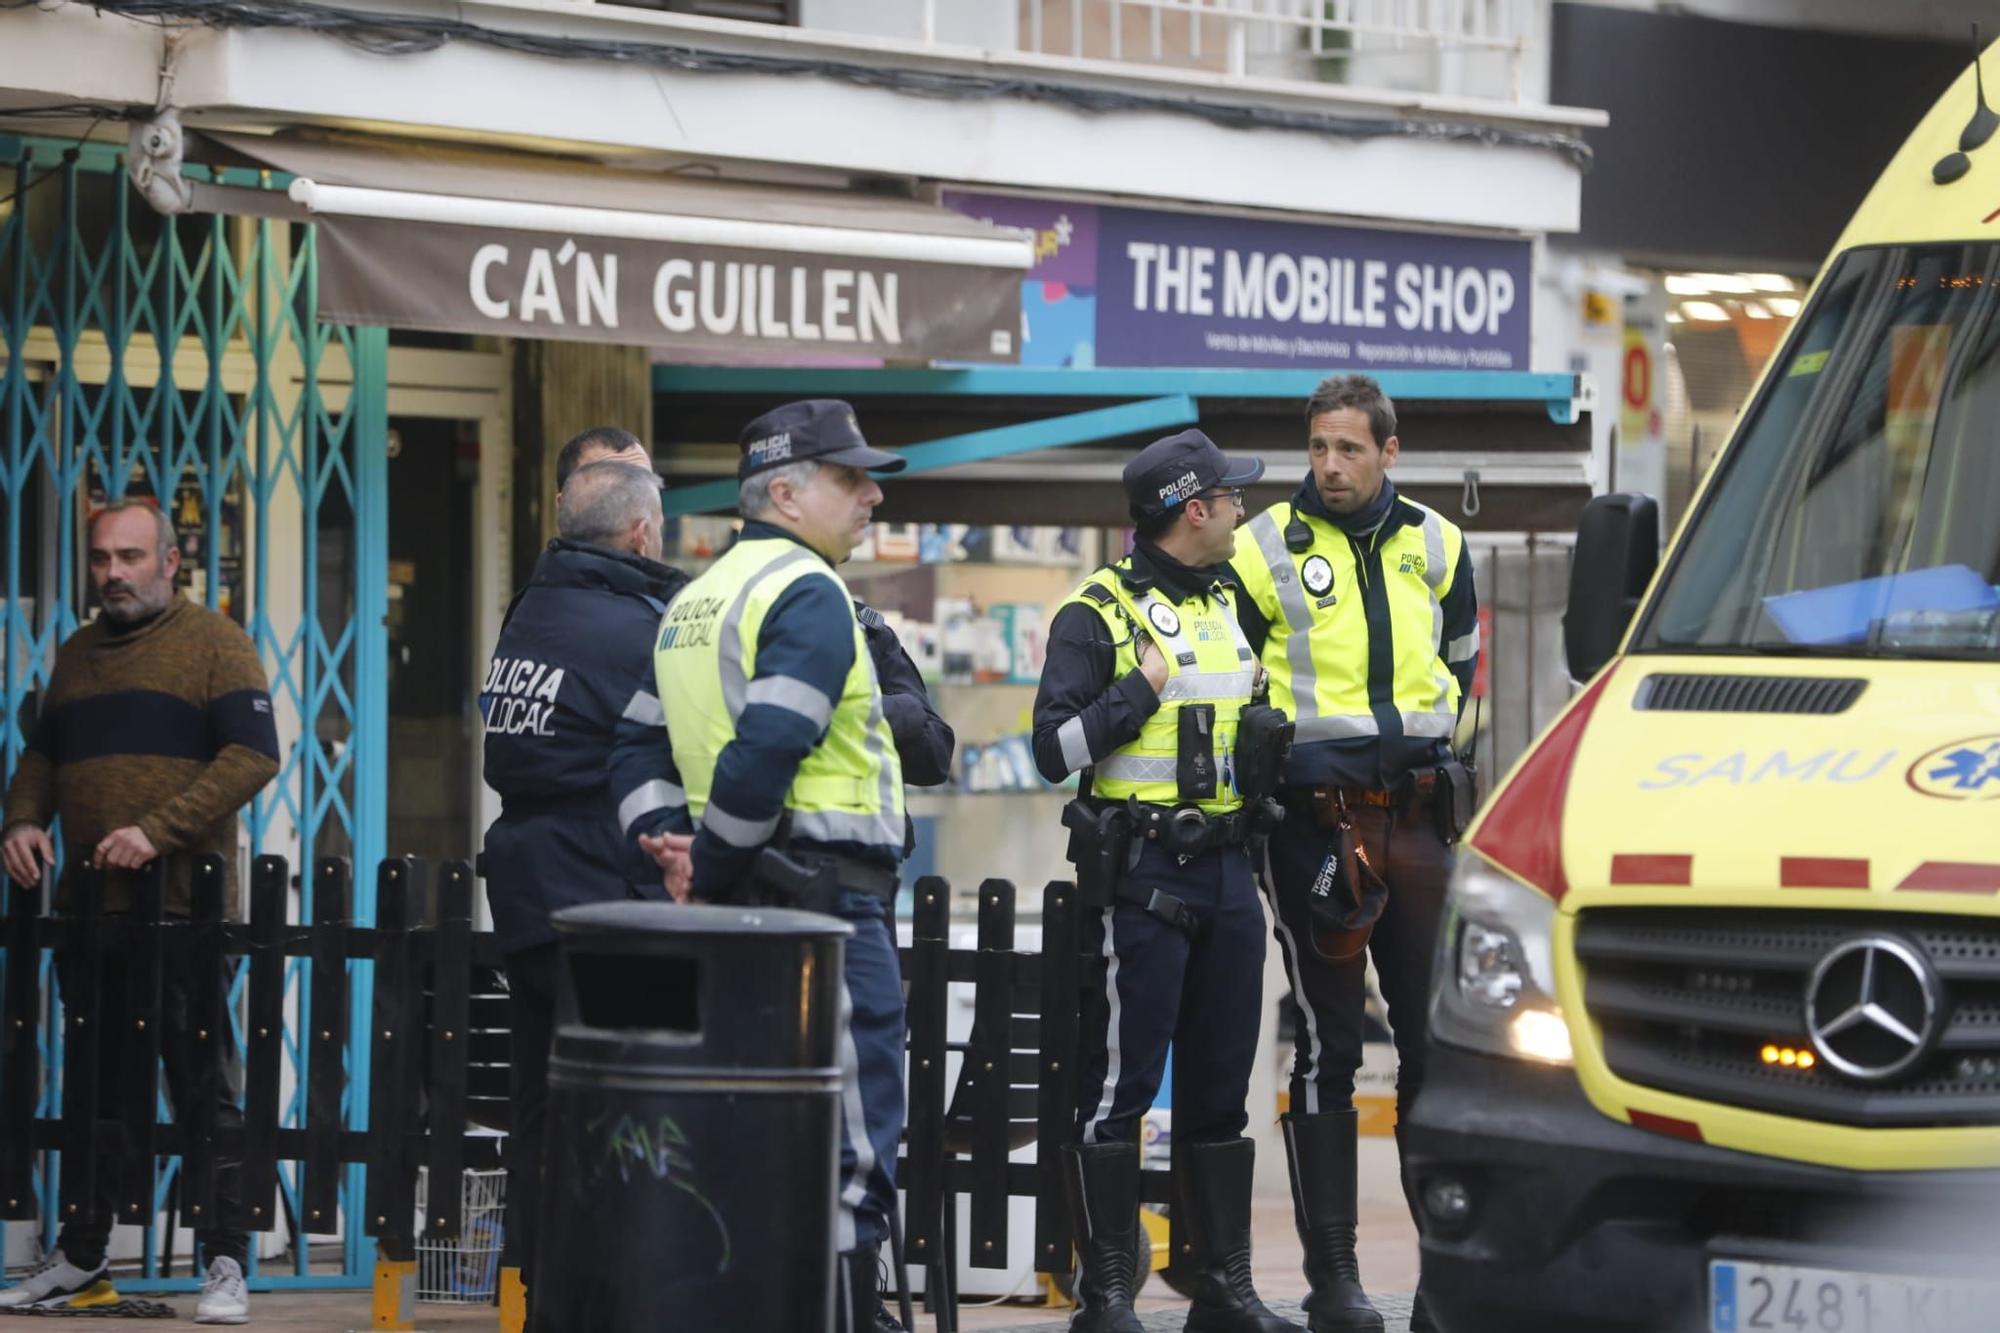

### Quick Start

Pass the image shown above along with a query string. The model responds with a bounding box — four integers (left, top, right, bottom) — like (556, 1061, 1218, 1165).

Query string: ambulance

(1400, 41, 2000, 1333)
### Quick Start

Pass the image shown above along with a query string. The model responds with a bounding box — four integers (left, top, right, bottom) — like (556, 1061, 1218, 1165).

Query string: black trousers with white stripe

(1260, 803, 1451, 1118)
(1072, 841, 1267, 1146)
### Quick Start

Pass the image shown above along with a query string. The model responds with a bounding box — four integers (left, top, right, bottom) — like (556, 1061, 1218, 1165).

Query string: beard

(100, 579, 173, 624)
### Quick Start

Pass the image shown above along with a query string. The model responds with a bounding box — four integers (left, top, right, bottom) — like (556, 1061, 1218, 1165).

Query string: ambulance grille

(1576, 908, 2000, 1128)
(1633, 673, 1865, 714)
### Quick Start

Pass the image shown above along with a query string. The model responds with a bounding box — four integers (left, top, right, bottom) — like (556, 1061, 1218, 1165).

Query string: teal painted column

(345, 322, 391, 1278)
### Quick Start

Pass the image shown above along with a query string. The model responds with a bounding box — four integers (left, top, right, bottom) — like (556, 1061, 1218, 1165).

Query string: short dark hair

(1129, 503, 1181, 543)
(1304, 374, 1396, 450)
(558, 461, 662, 546)
(90, 499, 177, 557)
(556, 426, 646, 490)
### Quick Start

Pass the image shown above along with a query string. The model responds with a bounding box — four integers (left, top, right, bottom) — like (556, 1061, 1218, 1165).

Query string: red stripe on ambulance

(1896, 862, 2000, 893)
(1779, 857, 1870, 889)
(1610, 854, 1693, 886)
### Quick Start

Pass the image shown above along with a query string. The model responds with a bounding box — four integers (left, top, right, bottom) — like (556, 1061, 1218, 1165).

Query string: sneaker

(0, 1249, 111, 1309)
(195, 1256, 249, 1325)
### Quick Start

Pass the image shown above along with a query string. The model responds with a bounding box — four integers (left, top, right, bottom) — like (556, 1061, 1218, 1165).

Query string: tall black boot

(1283, 1112, 1383, 1332)
(1062, 1143, 1147, 1333)
(1178, 1138, 1302, 1333)
(838, 1245, 905, 1332)
(1393, 1124, 1437, 1333)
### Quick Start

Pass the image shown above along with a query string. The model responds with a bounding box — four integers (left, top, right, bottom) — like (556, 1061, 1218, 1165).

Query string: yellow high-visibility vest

(1231, 496, 1469, 749)
(654, 535, 904, 853)
(1055, 562, 1257, 814)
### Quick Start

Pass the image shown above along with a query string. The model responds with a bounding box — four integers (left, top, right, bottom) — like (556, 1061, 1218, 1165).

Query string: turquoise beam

(653, 366, 1586, 422)
(661, 393, 1199, 516)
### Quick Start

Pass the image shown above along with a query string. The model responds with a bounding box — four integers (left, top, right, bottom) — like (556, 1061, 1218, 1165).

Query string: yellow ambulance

(1401, 41, 2000, 1333)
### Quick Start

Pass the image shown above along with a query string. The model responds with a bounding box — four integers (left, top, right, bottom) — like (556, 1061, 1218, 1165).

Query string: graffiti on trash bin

(593, 1111, 733, 1274)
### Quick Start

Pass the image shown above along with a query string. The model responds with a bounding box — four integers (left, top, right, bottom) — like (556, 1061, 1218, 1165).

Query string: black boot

(1283, 1112, 1384, 1332)
(1407, 1290, 1438, 1332)
(838, 1245, 905, 1332)
(1062, 1143, 1147, 1333)
(1179, 1138, 1302, 1333)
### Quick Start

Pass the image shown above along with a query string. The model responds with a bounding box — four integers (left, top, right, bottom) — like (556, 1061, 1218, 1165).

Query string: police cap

(737, 399, 908, 481)
(1122, 429, 1264, 518)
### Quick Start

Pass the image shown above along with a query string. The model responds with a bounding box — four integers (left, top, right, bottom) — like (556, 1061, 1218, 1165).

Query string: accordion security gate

(0, 135, 389, 1289)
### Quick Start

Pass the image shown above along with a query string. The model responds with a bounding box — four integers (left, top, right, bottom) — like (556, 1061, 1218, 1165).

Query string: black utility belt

(753, 845, 899, 909)
(1113, 801, 1253, 855)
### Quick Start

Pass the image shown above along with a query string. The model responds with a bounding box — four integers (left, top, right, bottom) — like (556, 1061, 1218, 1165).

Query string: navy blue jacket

(479, 540, 689, 956)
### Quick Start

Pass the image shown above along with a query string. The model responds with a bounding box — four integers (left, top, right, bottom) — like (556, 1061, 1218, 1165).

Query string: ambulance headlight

(1431, 851, 1571, 1065)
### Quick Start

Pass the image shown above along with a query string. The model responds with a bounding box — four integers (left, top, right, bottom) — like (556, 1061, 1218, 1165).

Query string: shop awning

(201, 132, 1031, 364)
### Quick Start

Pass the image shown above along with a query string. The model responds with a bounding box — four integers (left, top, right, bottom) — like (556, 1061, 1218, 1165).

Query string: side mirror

(1564, 493, 1660, 683)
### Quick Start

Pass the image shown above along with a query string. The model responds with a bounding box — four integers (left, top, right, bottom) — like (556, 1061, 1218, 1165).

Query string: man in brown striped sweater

(2, 501, 278, 1322)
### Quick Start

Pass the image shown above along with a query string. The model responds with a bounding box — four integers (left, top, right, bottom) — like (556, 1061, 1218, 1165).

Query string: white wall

(799, 0, 1016, 51)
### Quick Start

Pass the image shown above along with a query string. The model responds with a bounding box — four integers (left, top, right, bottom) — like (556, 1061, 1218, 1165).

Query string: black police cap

(1122, 429, 1265, 518)
(737, 399, 907, 481)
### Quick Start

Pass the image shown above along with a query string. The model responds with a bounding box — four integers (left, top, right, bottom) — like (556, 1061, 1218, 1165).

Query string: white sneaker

(0, 1249, 111, 1309)
(195, 1255, 249, 1325)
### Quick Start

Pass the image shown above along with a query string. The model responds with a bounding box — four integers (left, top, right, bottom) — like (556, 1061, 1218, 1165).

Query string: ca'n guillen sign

(312, 216, 1023, 363)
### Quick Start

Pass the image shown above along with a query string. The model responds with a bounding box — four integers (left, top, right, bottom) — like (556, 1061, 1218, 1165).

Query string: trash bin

(529, 901, 852, 1333)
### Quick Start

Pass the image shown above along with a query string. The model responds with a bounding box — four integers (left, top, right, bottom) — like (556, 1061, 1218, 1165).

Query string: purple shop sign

(942, 191, 1099, 289)
(1095, 206, 1531, 371)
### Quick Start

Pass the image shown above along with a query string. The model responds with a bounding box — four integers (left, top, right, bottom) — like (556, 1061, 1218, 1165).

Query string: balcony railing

(1018, 0, 1538, 99)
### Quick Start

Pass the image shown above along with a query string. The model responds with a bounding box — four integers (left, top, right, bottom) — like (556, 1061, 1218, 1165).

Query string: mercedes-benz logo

(1803, 935, 1942, 1082)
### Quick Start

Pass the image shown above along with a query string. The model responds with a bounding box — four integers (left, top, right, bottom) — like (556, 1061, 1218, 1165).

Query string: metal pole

(1524, 531, 1539, 742)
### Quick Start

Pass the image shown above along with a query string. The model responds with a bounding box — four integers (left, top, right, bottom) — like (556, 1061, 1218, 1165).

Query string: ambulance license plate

(1710, 1258, 1996, 1333)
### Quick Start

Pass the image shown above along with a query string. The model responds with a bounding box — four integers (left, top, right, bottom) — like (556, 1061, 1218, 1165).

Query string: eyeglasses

(1195, 487, 1246, 508)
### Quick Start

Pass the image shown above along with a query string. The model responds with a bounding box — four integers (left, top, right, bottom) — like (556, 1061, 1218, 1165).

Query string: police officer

(857, 600, 955, 843)
(477, 459, 690, 1311)
(1032, 430, 1299, 1333)
(1228, 375, 1480, 1333)
(651, 399, 912, 1333)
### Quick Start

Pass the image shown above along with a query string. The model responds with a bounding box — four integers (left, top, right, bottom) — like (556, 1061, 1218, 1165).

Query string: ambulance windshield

(1640, 243, 2000, 659)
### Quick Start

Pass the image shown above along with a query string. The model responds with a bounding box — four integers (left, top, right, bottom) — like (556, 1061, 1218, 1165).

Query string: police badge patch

(1146, 602, 1182, 637)
(1301, 555, 1335, 597)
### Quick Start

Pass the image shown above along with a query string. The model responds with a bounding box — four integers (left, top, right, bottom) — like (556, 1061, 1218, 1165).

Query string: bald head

(558, 461, 665, 561)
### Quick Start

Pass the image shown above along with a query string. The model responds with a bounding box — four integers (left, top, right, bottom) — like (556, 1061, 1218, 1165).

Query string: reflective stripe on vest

(654, 537, 904, 853)
(1236, 500, 1463, 747)
(1058, 566, 1256, 813)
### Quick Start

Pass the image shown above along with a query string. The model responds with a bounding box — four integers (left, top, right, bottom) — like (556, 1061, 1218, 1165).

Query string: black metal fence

(0, 854, 500, 1272)
(1, 860, 1153, 1324)
(895, 874, 1181, 1331)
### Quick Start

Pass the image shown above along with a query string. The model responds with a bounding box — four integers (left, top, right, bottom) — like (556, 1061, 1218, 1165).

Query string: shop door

(385, 417, 478, 865)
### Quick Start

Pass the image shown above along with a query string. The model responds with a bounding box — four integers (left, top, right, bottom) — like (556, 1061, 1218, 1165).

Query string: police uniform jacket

(1229, 477, 1478, 791)
(479, 539, 688, 956)
(650, 521, 906, 899)
(1030, 540, 1242, 792)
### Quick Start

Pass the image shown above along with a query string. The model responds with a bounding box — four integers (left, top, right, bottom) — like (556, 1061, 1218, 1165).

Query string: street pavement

(50, 1142, 1420, 1330)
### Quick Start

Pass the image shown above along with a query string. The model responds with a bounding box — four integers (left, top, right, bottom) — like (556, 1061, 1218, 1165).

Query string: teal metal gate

(1, 134, 388, 1289)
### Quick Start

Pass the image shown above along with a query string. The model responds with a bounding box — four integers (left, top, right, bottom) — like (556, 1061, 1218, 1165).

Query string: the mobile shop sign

(313, 216, 1023, 363)
(944, 191, 1531, 370)
(1101, 208, 1529, 369)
